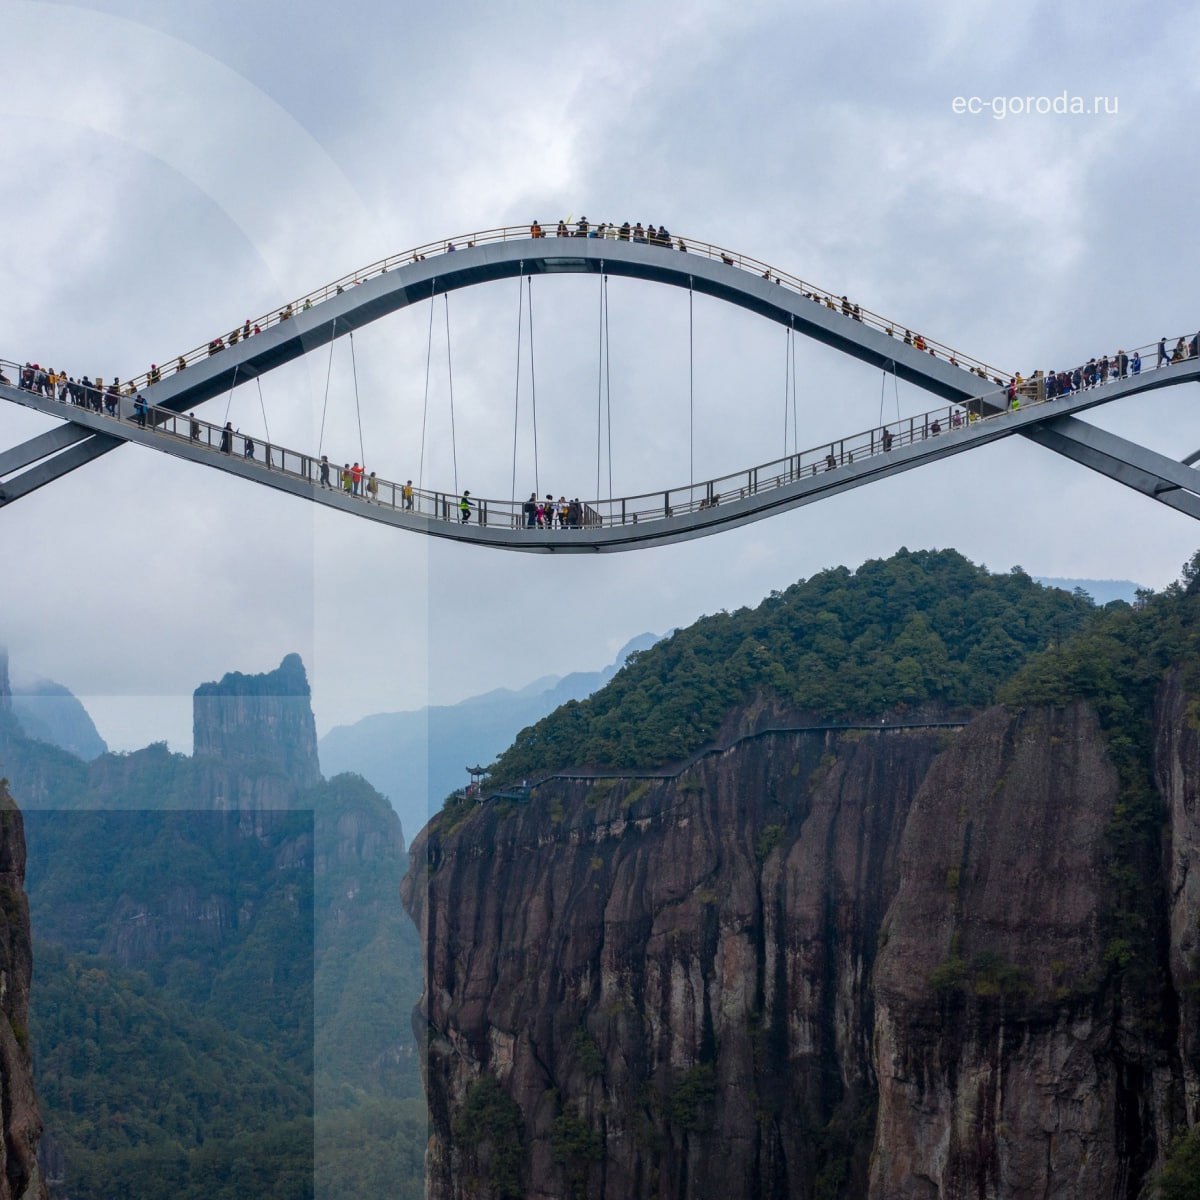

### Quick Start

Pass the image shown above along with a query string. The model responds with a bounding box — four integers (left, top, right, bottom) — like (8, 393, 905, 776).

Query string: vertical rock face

(0, 783, 48, 1200)
(405, 699, 1200, 1200)
(0, 648, 12, 713)
(193, 652, 321, 787)
(870, 704, 1124, 1198)
(1155, 668, 1200, 1128)
(404, 724, 950, 1200)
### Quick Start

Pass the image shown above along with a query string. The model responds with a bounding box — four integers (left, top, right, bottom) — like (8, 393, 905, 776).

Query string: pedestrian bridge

(3, 224, 1199, 550)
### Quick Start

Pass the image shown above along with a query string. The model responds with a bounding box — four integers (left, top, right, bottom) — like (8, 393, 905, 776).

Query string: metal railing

(117, 223, 1014, 392)
(5, 335, 1191, 531)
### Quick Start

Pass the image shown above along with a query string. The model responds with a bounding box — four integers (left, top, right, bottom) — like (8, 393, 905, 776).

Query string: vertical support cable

(596, 265, 605, 503)
(689, 277, 694, 490)
(528, 275, 539, 497)
(318, 319, 336, 456)
(256, 377, 271, 444)
(783, 325, 791, 458)
(419, 290, 434, 491)
(604, 275, 613, 502)
(349, 330, 365, 469)
(791, 322, 798, 456)
(223, 364, 240, 427)
(445, 294, 459, 496)
(510, 271, 524, 506)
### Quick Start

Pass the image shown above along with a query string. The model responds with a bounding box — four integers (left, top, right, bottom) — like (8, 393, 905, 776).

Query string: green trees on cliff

(488, 549, 1096, 782)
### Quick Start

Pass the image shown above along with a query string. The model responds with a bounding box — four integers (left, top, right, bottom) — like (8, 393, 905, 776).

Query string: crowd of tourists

(520, 493, 592, 529)
(1011, 333, 1199, 404)
(5, 253, 1198, 532)
(530, 218, 680, 250)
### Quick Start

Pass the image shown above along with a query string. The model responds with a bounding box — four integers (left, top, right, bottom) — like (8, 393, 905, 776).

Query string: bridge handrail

(4, 335, 1187, 532)
(118, 223, 1014, 391)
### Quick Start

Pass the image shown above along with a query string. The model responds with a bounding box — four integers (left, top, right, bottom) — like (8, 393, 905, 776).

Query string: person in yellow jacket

(459, 491, 472, 523)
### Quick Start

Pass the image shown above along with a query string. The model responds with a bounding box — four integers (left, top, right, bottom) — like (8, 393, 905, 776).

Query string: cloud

(1, 0, 1196, 759)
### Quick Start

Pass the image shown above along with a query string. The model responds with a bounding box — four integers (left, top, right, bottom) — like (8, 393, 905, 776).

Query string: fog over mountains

(319, 633, 662, 841)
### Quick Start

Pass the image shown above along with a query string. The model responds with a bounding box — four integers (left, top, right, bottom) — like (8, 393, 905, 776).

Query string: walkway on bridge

(5, 338, 1200, 550)
(4, 224, 1200, 541)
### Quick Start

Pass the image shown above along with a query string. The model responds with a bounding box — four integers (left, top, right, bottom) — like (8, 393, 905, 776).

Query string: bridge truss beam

(1022, 415, 1200, 521)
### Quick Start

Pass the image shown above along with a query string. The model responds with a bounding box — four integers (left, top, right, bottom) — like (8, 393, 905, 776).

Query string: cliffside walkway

(478, 719, 967, 803)
(5, 224, 1200, 545)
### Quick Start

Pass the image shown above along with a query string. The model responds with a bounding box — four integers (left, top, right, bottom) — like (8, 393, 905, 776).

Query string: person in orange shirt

(351, 462, 364, 496)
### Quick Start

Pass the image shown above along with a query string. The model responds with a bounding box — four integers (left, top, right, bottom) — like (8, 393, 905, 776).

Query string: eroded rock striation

(0, 783, 48, 1200)
(404, 693, 1200, 1199)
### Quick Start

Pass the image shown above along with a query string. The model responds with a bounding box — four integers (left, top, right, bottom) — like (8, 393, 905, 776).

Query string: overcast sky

(2, 0, 1197, 764)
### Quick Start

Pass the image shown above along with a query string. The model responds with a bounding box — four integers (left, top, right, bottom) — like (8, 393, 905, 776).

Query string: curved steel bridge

(3, 224, 1199, 551)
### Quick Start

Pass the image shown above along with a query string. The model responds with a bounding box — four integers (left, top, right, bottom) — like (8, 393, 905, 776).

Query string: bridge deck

(4, 354, 1197, 551)
(3, 233, 1198, 534)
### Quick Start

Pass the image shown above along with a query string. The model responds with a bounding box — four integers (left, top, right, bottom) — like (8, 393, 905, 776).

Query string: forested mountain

(408, 549, 1200, 1200)
(0, 654, 422, 1200)
(487, 549, 1098, 784)
(9, 679, 106, 762)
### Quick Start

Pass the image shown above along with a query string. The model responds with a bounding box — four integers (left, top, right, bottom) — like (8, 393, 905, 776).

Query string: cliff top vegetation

(486, 548, 1098, 784)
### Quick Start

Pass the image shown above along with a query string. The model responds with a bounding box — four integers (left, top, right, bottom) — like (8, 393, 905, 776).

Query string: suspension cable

(349, 330, 365, 469)
(418, 288, 434, 492)
(445, 294, 459, 496)
(787, 324, 796, 453)
(318, 318, 336, 455)
(510, 271, 524, 506)
(783, 326, 792, 457)
(528, 275, 539, 497)
(596, 266, 604, 502)
(604, 275, 613, 501)
(222, 364, 240, 427)
(689, 277, 694, 489)
(790, 321, 798, 457)
(256, 376, 271, 444)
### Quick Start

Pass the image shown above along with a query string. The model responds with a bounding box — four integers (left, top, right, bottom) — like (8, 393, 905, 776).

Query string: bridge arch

(135, 234, 1010, 420)
(4, 227, 1200, 541)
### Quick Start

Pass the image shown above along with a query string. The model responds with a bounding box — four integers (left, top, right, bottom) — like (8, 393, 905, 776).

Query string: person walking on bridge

(459, 491, 472, 523)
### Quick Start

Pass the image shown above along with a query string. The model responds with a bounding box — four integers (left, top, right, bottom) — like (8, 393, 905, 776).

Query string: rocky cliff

(0, 784, 48, 1200)
(0, 648, 415, 1198)
(403, 692, 1200, 1199)
(193, 652, 321, 787)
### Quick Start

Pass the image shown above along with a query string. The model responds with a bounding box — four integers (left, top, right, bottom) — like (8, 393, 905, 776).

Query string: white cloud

(1, 0, 1196, 763)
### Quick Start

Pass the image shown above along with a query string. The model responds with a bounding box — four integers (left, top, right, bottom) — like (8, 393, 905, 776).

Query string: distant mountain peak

(193, 654, 320, 786)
